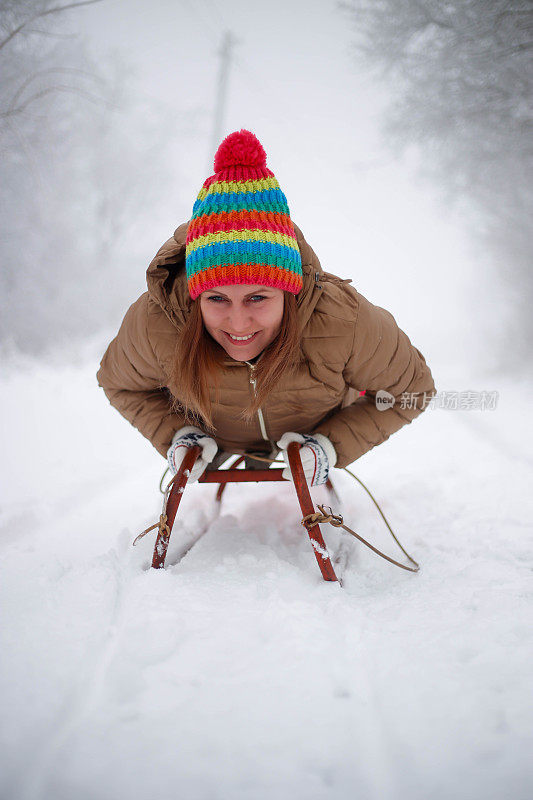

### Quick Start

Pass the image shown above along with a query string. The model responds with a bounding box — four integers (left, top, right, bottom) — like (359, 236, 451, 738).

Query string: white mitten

(276, 431, 337, 486)
(166, 426, 218, 483)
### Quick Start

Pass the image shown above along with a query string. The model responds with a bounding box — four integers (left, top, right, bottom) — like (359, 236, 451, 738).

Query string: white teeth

(228, 332, 255, 341)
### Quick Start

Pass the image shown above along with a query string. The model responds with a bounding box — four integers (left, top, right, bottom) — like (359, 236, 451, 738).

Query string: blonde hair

(170, 292, 301, 432)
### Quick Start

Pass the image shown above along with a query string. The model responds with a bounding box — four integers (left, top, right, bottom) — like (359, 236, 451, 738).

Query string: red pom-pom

(214, 129, 267, 172)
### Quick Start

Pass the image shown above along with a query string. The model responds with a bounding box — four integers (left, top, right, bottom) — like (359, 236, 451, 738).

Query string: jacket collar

(146, 220, 325, 364)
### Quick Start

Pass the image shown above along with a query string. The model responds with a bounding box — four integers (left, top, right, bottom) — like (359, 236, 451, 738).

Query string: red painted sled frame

(152, 442, 339, 582)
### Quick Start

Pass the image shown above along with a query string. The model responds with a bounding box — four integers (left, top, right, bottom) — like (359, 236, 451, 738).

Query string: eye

(206, 295, 267, 303)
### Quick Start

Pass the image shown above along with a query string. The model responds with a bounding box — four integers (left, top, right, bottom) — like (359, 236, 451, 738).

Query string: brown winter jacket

(96, 221, 436, 469)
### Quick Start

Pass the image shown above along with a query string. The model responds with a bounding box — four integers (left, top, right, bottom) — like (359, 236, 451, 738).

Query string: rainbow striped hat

(186, 129, 303, 300)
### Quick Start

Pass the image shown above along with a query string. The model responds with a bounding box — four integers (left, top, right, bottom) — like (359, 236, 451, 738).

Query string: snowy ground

(1, 341, 532, 800)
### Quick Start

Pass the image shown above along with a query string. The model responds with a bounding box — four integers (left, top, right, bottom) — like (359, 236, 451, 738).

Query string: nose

(225, 303, 255, 334)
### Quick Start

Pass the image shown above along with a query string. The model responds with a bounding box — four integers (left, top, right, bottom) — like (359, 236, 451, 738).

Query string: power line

(179, 0, 220, 46)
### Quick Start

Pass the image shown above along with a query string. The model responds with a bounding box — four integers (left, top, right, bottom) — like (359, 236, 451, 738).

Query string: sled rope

(134, 472, 180, 546)
(132, 513, 171, 546)
(301, 504, 419, 573)
(240, 455, 420, 571)
(341, 465, 419, 569)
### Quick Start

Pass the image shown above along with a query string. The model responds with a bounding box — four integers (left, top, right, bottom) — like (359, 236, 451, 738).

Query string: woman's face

(199, 284, 285, 361)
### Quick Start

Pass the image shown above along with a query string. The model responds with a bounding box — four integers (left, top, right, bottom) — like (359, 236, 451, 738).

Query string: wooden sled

(151, 442, 339, 582)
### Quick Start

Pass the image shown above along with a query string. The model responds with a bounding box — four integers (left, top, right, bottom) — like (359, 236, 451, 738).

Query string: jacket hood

(146, 220, 327, 340)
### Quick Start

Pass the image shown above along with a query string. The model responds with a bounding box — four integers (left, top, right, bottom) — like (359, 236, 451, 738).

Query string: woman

(97, 129, 436, 487)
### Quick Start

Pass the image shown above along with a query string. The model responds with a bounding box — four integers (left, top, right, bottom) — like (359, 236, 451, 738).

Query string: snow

(1, 346, 532, 800)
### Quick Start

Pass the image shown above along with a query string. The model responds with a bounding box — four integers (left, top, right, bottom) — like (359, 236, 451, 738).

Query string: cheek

(254, 307, 281, 330)
(200, 303, 220, 327)
(270, 300, 284, 327)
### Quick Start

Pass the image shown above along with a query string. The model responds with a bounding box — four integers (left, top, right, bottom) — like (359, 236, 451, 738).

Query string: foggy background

(2, 0, 531, 380)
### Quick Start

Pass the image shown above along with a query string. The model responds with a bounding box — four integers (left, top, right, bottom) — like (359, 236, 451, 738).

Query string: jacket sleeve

(311, 291, 436, 469)
(96, 293, 186, 459)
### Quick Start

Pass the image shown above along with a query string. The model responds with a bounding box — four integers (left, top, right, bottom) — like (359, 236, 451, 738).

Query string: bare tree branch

(5, 66, 107, 114)
(21, 27, 80, 39)
(2, 67, 109, 123)
(0, 0, 104, 51)
(1, 84, 116, 118)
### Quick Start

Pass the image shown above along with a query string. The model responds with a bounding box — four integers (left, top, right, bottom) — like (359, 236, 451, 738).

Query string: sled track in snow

(16, 548, 130, 800)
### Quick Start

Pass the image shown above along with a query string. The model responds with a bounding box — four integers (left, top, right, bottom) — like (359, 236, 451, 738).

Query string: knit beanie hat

(186, 129, 303, 300)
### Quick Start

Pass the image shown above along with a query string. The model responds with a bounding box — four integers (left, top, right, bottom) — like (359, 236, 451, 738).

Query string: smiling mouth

(223, 331, 260, 343)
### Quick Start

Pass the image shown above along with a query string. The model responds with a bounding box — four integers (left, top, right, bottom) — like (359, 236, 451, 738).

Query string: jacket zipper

(245, 360, 269, 441)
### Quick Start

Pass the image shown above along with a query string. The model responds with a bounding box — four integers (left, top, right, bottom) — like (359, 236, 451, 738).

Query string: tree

(0, 0, 190, 355)
(340, 0, 533, 370)
(0, 1, 107, 123)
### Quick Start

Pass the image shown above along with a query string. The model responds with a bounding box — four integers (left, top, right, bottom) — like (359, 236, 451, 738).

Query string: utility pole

(207, 30, 240, 174)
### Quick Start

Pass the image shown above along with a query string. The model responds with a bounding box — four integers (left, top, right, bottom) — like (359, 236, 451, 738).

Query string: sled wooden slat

(213, 455, 245, 502)
(199, 468, 285, 483)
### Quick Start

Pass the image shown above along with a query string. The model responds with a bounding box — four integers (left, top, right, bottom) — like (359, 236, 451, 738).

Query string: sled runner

(150, 442, 340, 581)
